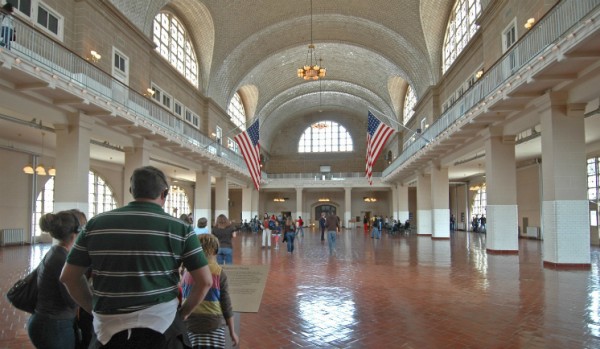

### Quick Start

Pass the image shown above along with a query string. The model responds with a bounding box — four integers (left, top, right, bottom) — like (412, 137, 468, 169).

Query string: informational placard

(222, 265, 269, 313)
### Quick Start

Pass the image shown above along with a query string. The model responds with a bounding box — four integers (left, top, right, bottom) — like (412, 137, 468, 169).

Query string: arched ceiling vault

(107, 0, 457, 153)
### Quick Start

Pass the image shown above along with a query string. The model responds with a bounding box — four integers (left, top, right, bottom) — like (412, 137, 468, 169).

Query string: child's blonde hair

(199, 234, 220, 256)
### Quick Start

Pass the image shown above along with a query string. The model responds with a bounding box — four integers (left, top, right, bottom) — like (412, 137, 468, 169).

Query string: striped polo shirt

(66, 201, 208, 314)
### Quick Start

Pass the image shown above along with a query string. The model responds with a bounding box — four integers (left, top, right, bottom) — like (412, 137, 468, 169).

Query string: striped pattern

(365, 111, 395, 185)
(234, 119, 261, 190)
(67, 201, 207, 314)
(188, 327, 226, 349)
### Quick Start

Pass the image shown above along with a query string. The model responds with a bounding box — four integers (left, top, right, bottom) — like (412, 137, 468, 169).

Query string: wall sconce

(273, 197, 286, 202)
(363, 197, 377, 203)
(318, 197, 330, 202)
(143, 88, 155, 97)
(524, 18, 535, 30)
(475, 69, 484, 79)
(87, 50, 101, 62)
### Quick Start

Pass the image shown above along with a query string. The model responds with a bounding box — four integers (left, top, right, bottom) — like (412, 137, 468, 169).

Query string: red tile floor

(1, 227, 599, 348)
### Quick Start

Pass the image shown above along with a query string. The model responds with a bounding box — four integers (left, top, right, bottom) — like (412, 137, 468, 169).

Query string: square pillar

(417, 173, 432, 235)
(431, 163, 450, 239)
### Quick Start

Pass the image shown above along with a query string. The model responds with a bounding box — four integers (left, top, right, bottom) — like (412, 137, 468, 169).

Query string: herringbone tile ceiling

(109, 0, 454, 148)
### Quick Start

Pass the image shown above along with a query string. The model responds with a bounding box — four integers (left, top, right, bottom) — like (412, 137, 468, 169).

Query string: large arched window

(442, 0, 481, 73)
(403, 85, 417, 125)
(164, 185, 191, 218)
(470, 184, 486, 218)
(153, 12, 199, 87)
(227, 93, 246, 132)
(298, 121, 353, 153)
(33, 171, 117, 237)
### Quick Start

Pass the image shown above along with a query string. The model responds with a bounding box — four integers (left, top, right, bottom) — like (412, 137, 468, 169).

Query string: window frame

(112, 47, 129, 85)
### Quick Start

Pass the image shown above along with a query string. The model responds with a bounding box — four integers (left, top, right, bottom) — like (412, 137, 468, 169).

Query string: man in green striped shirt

(61, 166, 212, 348)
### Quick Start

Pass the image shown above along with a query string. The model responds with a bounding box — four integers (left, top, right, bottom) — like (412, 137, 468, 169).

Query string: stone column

(538, 93, 589, 266)
(391, 185, 399, 221)
(431, 163, 450, 239)
(417, 173, 432, 235)
(344, 187, 352, 228)
(123, 138, 151, 204)
(295, 188, 303, 221)
(485, 131, 519, 252)
(241, 186, 253, 223)
(53, 113, 92, 213)
(214, 176, 229, 220)
(194, 169, 211, 231)
(398, 184, 409, 223)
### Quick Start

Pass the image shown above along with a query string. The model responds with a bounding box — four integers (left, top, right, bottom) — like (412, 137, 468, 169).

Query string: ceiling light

(311, 122, 328, 129)
(87, 50, 101, 62)
(524, 18, 535, 30)
(297, 0, 326, 81)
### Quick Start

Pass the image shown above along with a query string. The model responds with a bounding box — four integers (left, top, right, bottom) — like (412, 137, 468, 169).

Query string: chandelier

(23, 124, 55, 176)
(311, 122, 328, 129)
(297, 0, 326, 81)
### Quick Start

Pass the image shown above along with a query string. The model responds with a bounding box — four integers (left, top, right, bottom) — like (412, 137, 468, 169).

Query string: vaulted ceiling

(108, 0, 457, 149)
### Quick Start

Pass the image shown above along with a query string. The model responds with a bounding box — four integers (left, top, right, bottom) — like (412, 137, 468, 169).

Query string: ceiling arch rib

(212, 14, 434, 110)
(260, 88, 394, 150)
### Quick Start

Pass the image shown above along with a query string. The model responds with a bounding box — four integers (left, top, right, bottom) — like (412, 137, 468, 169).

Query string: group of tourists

(17, 166, 239, 349)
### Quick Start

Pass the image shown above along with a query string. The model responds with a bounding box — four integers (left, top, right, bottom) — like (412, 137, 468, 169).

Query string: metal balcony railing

(384, 0, 600, 177)
(3, 15, 247, 170)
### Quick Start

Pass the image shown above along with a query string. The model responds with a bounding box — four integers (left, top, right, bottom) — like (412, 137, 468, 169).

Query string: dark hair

(215, 214, 230, 228)
(39, 210, 83, 241)
(130, 166, 169, 199)
(197, 217, 208, 228)
(2, 3, 14, 13)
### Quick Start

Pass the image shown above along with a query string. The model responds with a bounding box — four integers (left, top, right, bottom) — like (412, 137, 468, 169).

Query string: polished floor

(1, 227, 599, 349)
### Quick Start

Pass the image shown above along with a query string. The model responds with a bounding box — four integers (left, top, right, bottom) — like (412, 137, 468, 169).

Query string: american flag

(366, 111, 395, 185)
(234, 119, 261, 190)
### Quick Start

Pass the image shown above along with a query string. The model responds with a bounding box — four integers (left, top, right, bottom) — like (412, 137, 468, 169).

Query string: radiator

(1, 228, 25, 246)
(526, 226, 539, 239)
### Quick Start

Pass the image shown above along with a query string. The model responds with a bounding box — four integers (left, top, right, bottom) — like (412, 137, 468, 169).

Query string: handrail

(3, 15, 247, 170)
(265, 172, 381, 180)
(384, 0, 600, 177)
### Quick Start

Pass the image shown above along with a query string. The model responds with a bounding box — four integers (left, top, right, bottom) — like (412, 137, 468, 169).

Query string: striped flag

(234, 119, 261, 190)
(366, 111, 395, 185)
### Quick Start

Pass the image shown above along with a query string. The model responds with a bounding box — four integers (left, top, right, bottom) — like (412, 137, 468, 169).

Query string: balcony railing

(3, 16, 247, 170)
(384, 0, 600, 178)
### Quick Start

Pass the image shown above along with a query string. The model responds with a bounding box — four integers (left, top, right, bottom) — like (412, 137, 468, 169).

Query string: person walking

(284, 217, 297, 253)
(319, 212, 326, 241)
(212, 214, 237, 265)
(325, 212, 340, 256)
(296, 216, 304, 237)
(262, 213, 272, 249)
(181, 234, 239, 348)
(61, 166, 212, 349)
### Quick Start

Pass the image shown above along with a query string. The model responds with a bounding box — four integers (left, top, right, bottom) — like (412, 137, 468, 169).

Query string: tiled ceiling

(108, 0, 455, 149)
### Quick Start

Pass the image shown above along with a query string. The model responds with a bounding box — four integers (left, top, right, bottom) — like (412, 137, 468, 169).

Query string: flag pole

(368, 108, 431, 143)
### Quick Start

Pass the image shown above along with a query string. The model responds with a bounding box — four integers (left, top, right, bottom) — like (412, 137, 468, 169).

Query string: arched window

(163, 185, 191, 218)
(227, 93, 247, 132)
(403, 85, 417, 125)
(442, 0, 481, 73)
(153, 12, 199, 87)
(33, 171, 117, 237)
(298, 121, 353, 153)
(470, 184, 486, 218)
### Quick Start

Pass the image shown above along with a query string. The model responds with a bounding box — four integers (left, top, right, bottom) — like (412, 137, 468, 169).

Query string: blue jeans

(285, 232, 296, 252)
(28, 312, 76, 349)
(217, 247, 233, 264)
(327, 230, 337, 255)
(296, 226, 304, 236)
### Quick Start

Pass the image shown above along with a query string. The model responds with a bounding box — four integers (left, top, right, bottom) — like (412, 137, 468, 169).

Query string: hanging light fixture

(363, 196, 377, 203)
(24, 124, 55, 176)
(35, 131, 47, 176)
(297, 0, 326, 81)
(318, 197, 330, 202)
